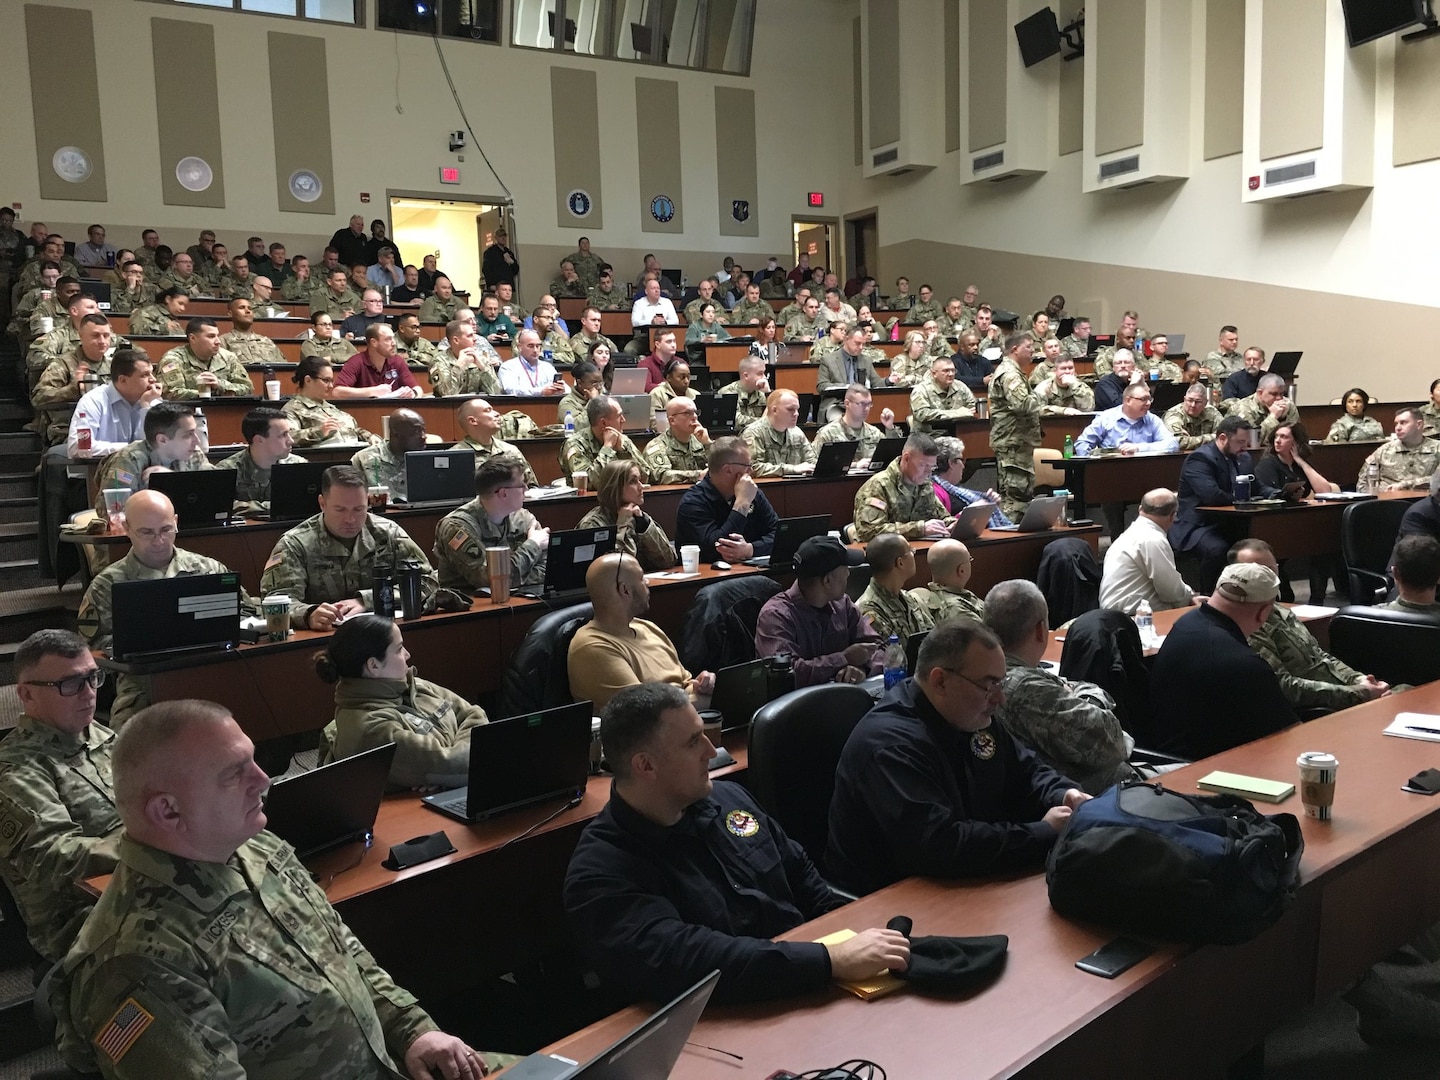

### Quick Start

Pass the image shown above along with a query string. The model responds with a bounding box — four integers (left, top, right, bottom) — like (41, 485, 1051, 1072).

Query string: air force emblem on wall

(731, 200, 750, 223)
(567, 190, 593, 218)
(650, 195, 676, 223)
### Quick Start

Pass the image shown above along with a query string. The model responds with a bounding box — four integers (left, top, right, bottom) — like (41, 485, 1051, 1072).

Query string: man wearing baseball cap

(1148, 562, 1299, 759)
(754, 536, 881, 686)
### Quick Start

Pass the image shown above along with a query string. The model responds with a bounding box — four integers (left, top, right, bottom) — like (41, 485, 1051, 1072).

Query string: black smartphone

(1075, 936, 1154, 979)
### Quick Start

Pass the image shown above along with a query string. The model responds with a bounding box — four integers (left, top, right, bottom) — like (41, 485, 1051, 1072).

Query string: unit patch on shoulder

(725, 809, 759, 838)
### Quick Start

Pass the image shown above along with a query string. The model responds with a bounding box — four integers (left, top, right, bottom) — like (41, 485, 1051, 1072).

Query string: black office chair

(678, 576, 781, 675)
(1327, 605, 1440, 687)
(1037, 537, 1101, 628)
(1341, 499, 1409, 605)
(1059, 609, 1151, 740)
(844, 562, 872, 602)
(747, 684, 875, 861)
(497, 602, 593, 717)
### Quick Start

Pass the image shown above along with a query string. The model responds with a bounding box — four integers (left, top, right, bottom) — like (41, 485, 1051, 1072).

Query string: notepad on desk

(1196, 771, 1295, 803)
(814, 929, 907, 1000)
(1382, 713, 1440, 743)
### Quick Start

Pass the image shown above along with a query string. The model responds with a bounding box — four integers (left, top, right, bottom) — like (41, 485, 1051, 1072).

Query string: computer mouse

(712, 560, 732, 571)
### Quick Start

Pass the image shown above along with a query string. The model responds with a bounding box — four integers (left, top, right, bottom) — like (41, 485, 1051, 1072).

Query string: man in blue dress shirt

(1073, 383, 1180, 537)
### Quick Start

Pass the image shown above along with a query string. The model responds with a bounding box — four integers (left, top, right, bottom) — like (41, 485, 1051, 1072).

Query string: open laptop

(110, 573, 243, 661)
(905, 630, 930, 675)
(262, 743, 397, 858)
(1268, 350, 1303, 380)
(868, 436, 906, 470)
(709, 657, 771, 730)
(811, 439, 859, 479)
(514, 526, 616, 601)
(404, 448, 475, 506)
(990, 494, 1068, 532)
(80, 280, 112, 311)
(422, 700, 593, 823)
(501, 971, 719, 1080)
(1161, 332, 1185, 355)
(742, 514, 832, 570)
(694, 392, 738, 432)
(949, 500, 997, 541)
(267, 460, 332, 521)
(616, 395, 652, 431)
(1088, 333, 1114, 358)
(610, 368, 648, 396)
(147, 469, 237, 529)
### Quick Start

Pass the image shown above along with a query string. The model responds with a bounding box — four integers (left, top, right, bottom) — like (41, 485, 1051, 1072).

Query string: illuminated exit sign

(439, 167, 461, 185)
(807, 192, 824, 207)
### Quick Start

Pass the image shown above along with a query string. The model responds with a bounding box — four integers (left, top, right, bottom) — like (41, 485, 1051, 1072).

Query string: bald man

(907, 538, 985, 623)
(51, 699, 509, 1078)
(1099, 488, 1199, 614)
(454, 398, 538, 486)
(568, 554, 715, 710)
(77, 491, 241, 727)
(351, 408, 426, 501)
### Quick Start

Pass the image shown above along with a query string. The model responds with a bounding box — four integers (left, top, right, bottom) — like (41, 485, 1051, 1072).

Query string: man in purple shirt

(332, 323, 421, 400)
(755, 536, 883, 686)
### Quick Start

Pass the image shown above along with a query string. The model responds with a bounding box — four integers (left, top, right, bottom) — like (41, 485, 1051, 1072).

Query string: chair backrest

(1060, 608, 1152, 742)
(1328, 605, 1440, 687)
(1341, 500, 1410, 604)
(1034, 448, 1066, 490)
(747, 684, 875, 860)
(679, 576, 782, 674)
(844, 562, 872, 602)
(498, 602, 594, 717)
(1036, 536, 1101, 628)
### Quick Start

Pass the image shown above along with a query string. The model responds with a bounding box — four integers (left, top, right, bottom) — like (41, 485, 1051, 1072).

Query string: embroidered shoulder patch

(94, 998, 154, 1064)
(867, 497, 888, 510)
(449, 530, 470, 551)
(725, 809, 759, 838)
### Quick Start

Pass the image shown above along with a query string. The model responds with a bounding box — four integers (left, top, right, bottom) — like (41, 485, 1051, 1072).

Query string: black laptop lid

(404, 449, 475, 504)
(905, 631, 930, 676)
(1268, 351, 1303, 379)
(709, 658, 771, 729)
(463, 701, 593, 820)
(80, 280, 112, 309)
(544, 526, 617, 596)
(574, 970, 720, 1080)
(263, 743, 398, 858)
(269, 461, 332, 521)
(147, 469, 236, 529)
(110, 573, 242, 661)
(769, 515, 833, 568)
(812, 439, 859, 478)
(695, 393, 738, 431)
(869, 437, 906, 469)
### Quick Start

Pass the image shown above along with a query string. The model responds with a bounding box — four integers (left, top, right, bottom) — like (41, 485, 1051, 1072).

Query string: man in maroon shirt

(640, 330, 679, 391)
(332, 323, 422, 399)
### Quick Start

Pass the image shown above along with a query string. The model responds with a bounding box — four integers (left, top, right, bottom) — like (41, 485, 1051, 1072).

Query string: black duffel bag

(1046, 780, 1305, 945)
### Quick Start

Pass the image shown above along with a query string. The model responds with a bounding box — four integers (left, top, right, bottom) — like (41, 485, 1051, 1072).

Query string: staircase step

(0, 496, 37, 525)
(0, 523, 38, 562)
(0, 472, 37, 500)
(0, 433, 41, 474)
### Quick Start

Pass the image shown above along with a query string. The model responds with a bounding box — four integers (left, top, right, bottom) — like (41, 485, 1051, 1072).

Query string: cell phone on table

(1075, 936, 1154, 978)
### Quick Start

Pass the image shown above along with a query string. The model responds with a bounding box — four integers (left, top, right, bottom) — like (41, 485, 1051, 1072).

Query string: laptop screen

(269, 461, 332, 521)
(110, 573, 243, 661)
(544, 527, 616, 595)
(463, 701, 594, 819)
(263, 743, 397, 857)
(404, 449, 475, 504)
(769, 515, 833, 568)
(147, 469, 236, 529)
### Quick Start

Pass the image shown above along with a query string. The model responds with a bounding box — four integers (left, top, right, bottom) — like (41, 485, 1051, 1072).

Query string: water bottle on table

(883, 634, 906, 689)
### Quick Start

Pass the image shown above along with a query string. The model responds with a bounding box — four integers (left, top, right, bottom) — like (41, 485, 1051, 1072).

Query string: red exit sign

(439, 167, 461, 185)
(807, 191, 824, 207)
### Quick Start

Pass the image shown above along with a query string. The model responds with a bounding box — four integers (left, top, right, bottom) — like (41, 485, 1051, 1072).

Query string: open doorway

(844, 210, 878, 293)
(389, 195, 510, 301)
(792, 217, 838, 284)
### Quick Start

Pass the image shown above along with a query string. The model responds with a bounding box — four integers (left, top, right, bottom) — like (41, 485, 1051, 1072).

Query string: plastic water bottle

(543, 347, 553, 364)
(883, 634, 906, 689)
(1062, 434, 1074, 459)
(194, 407, 209, 452)
(1135, 599, 1154, 648)
(563, 410, 575, 435)
(75, 410, 92, 453)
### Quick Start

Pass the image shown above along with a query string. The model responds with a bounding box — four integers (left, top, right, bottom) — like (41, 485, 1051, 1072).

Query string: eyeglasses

(24, 669, 106, 696)
(941, 668, 1004, 697)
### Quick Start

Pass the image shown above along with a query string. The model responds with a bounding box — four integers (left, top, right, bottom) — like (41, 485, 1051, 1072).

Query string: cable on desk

(325, 831, 373, 889)
(794, 1061, 886, 1080)
(496, 794, 585, 851)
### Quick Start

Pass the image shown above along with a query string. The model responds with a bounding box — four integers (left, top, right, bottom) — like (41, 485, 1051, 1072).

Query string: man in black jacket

(564, 682, 908, 1005)
(826, 619, 1086, 895)
(1172, 415, 1268, 593)
(674, 436, 778, 562)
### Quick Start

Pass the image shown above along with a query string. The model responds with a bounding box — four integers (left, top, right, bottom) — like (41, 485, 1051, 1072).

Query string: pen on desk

(1405, 725, 1440, 736)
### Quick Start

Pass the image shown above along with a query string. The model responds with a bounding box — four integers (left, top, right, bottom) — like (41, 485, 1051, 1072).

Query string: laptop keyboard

(429, 786, 469, 813)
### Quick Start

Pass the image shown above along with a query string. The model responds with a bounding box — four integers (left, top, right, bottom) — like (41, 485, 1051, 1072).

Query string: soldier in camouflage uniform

(215, 407, 307, 506)
(260, 466, 436, 630)
(775, 287, 810, 329)
(454, 398, 538, 487)
(282, 358, 380, 448)
(716, 356, 770, 426)
(199, 244, 232, 293)
(428, 321, 502, 398)
(853, 435, 952, 541)
(8, 264, 62, 338)
(52, 698, 510, 1079)
(909, 356, 977, 434)
(1205, 325, 1244, 381)
(0, 209, 21, 322)
(314, 268, 362, 319)
(1058, 315, 1091, 360)
(156, 321, 251, 399)
(1325, 390, 1385, 443)
(109, 261, 155, 316)
(91, 403, 211, 517)
(351, 409, 427, 502)
(742, 391, 816, 478)
(1227, 374, 1300, 446)
(155, 251, 205, 297)
(1163, 384, 1223, 449)
(433, 455, 548, 591)
(570, 306, 621, 361)
(25, 291, 96, 387)
(807, 320, 847, 363)
(1357, 407, 1440, 492)
(15, 239, 81, 297)
(219, 298, 284, 368)
(77, 491, 240, 726)
(32, 317, 117, 446)
(0, 629, 121, 963)
(989, 335, 1045, 520)
(566, 238, 605, 288)
(1034, 355, 1096, 415)
(908, 538, 985, 623)
(729, 283, 773, 327)
(280, 257, 317, 302)
(417, 277, 462, 325)
(906, 285, 943, 326)
(392, 313, 441, 369)
(784, 296, 829, 341)
(563, 397, 651, 483)
(587, 265, 631, 311)
(985, 579, 1132, 795)
(1140, 335, 1184, 383)
(856, 533, 935, 641)
(813, 384, 895, 465)
(1091, 327, 1138, 380)
(549, 260, 588, 299)
(300, 311, 359, 366)
(644, 398, 712, 484)
(493, 283, 529, 327)
(125, 288, 189, 337)
(219, 257, 256, 301)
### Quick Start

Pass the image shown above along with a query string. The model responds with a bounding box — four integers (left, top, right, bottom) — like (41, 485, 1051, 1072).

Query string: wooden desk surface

(1198, 489, 1421, 558)
(1040, 602, 1334, 664)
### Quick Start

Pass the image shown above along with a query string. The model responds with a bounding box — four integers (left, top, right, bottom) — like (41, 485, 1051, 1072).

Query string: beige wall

(1, 0, 850, 297)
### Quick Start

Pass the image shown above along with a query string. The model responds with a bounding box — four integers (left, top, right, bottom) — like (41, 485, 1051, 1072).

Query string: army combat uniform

(281, 396, 379, 448)
(988, 356, 1044, 520)
(909, 376, 977, 433)
(432, 499, 545, 591)
(1249, 605, 1374, 714)
(215, 447, 307, 504)
(853, 458, 948, 542)
(1163, 402, 1223, 451)
(716, 382, 767, 425)
(576, 506, 677, 571)
(561, 427, 651, 483)
(643, 430, 709, 484)
(909, 584, 985, 623)
(156, 344, 252, 399)
(856, 581, 935, 642)
(220, 329, 285, 368)
(109, 283, 155, 316)
(1036, 377, 1096, 415)
(587, 284, 631, 311)
(428, 351, 502, 398)
(812, 419, 886, 463)
(124, 303, 185, 337)
(416, 293, 461, 325)
(456, 435, 538, 487)
(742, 419, 816, 478)
(1325, 414, 1384, 443)
(1357, 437, 1440, 493)
(351, 443, 408, 501)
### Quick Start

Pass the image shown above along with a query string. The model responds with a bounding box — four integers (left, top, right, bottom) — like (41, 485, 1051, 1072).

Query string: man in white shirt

(630, 276, 678, 328)
(1099, 488, 1199, 614)
(498, 329, 566, 397)
(75, 224, 117, 269)
(67, 349, 162, 457)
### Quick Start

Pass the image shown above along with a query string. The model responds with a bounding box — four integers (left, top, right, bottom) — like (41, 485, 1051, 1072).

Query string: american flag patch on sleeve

(94, 997, 154, 1063)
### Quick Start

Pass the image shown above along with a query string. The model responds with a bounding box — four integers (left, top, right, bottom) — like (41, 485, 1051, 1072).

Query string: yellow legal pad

(1196, 771, 1296, 803)
(814, 929, 908, 1000)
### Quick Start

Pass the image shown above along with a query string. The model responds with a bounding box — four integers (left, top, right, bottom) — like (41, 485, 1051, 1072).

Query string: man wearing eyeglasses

(674, 436, 778, 563)
(1073, 381, 1178, 537)
(78, 490, 240, 727)
(432, 454, 549, 592)
(826, 618, 1089, 895)
(0, 630, 122, 963)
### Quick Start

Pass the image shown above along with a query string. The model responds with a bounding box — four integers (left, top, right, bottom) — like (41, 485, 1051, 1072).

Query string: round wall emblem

(567, 189, 592, 218)
(650, 194, 676, 223)
(52, 146, 92, 184)
(175, 156, 214, 192)
(289, 169, 323, 203)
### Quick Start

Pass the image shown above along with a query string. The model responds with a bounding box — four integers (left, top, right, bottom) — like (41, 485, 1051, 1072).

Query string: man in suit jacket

(1172, 414, 1269, 593)
(817, 323, 884, 389)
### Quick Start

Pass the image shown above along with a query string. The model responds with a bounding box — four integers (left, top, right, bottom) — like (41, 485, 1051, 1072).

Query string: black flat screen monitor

(1015, 8, 1063, 67)
(1342, 0, 1424, 47)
